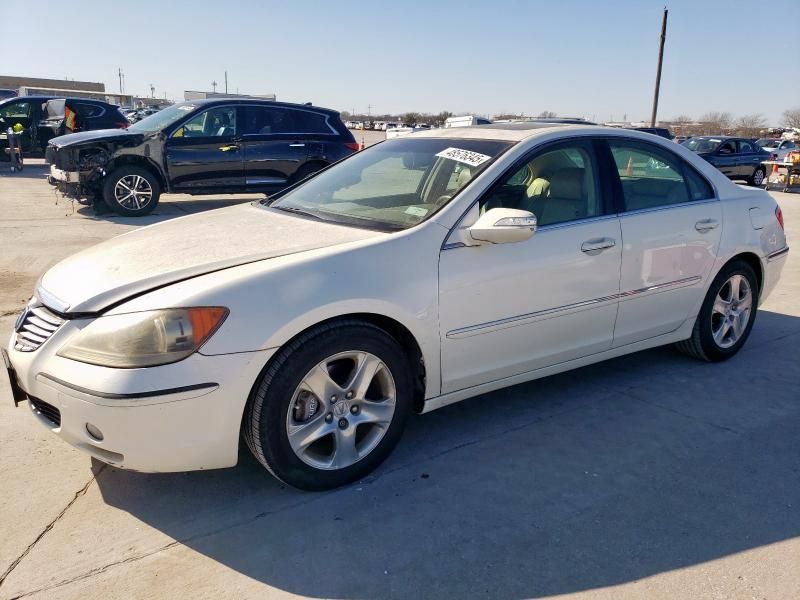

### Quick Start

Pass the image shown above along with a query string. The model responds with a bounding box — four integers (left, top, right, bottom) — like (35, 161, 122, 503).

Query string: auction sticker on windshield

(435, 147, 492, 167)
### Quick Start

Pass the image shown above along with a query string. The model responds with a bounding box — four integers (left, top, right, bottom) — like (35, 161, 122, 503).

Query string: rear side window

(609, 139, 712, 211)
(289, 109, 335, 134)
(74, 103, 103, 118)
(738, 140, 755, 154)
(242, 106, 334, 135)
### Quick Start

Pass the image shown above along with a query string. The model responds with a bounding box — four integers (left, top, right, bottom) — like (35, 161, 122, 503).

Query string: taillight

(776, 206, 784, 230)
(345, 142, 361, 151)
(114, 121, 129, 129)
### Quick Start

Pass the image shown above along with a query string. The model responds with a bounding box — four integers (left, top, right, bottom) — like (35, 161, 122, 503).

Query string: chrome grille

(14, 306, 65, 352)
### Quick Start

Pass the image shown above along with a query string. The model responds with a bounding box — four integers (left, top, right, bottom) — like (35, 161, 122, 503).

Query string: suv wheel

(103, 166, 160, 216)
(675, 260, 758, 362)
(243, 320, 412, 490)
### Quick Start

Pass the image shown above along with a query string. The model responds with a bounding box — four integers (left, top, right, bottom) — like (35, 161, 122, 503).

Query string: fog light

(85, 423, 104, 441)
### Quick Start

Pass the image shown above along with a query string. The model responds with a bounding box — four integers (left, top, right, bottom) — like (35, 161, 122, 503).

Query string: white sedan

(4, 124, 789, 490)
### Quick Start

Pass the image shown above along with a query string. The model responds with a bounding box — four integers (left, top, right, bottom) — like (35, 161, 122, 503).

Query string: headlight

(58, 307, 228, 368)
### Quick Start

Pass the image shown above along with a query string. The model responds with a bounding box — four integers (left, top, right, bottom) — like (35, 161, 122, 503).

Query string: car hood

(48, 129, 146, 148)
(38, 204, 385, 314)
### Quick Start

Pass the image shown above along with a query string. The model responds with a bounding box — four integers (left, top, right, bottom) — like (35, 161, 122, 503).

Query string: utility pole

(118, 68, 123, 94)
(212, 80, 217, 93)
(650, 7, 668, 128)
(150, 84, 155, 98)
(224, 71, 228, 94)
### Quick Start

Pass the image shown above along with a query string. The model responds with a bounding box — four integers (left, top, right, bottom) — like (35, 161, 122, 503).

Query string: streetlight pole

(650, 7, 668, 128)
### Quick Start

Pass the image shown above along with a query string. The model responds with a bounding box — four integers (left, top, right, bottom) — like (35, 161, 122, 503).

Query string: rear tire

(749, 167, 765, 187)
(243, 320, 412, 491)
(103, 166, 160, 217)
(675, 260, 758, 362)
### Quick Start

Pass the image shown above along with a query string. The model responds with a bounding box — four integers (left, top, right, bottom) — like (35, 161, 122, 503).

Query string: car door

(240, 105, 312, 189)
(0, 99, 36, 152)
(714, 140, 738, 178)
(736, 139, 760, 179)
(604, 138, 722, 347)
(164, 104, 244, 191)
(438, 139, 622, 394)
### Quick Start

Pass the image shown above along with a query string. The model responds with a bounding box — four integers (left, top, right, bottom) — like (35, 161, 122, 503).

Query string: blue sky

(5, 0, 799, 124)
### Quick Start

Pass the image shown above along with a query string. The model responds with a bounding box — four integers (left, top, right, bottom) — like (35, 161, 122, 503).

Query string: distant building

(0, 75, 105, 93)
(183, 90, 276, 101)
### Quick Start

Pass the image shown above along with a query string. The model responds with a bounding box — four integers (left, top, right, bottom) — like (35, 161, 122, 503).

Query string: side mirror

(468, 208, 537, 244)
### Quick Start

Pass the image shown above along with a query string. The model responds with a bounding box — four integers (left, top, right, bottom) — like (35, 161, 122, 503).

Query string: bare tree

(782, 108, 800, 129)
(402, 112, 421, 126)
(537, 110, 557, 118)
(670, 114, 693, 123)
(493, 113, 524, 121)
(698, 111, 733, 135)
(435, 111, 453, 127)
(734, 113, 767, 137)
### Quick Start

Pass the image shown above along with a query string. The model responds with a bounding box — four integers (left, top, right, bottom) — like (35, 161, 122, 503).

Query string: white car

(756, 138, 798, 161)
(4, 125, 789, 490)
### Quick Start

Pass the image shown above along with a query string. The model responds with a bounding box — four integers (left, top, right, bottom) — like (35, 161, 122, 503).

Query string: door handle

(581, 237, 616, 253)
(695, 219, 719, 232)
(289, 143, 305, 148)
(218, 144, 239, 152)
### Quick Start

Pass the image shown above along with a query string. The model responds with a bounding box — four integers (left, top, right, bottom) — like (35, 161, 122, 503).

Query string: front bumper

(6, 317, 274, 472)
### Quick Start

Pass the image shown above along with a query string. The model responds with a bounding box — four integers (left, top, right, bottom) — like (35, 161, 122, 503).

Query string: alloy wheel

(286, 351, 397, 470)
(114, 175, 153, 210)
(711, 274, 752, 349)
(753, 169, 765, 186)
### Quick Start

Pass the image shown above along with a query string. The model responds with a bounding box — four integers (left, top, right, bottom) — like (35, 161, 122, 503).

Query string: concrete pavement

(0, 160, 798, 599)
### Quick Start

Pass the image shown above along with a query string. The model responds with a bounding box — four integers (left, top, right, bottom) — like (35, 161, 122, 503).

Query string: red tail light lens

(345, 142, 361, 151)
(776, 206, 784, 230)
(114, 121, 129, 129)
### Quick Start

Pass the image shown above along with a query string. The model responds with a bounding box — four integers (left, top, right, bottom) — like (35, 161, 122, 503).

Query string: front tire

(103, 166, 160, 216)
(243, 320, 412, 490)
(675, 260, 758, 362)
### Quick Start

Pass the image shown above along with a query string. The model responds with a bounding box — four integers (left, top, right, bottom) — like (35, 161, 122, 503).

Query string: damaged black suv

(47, 98, 359, 216)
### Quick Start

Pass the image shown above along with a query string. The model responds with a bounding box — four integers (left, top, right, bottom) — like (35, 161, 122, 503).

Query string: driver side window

(179, 106, 237, 138)
(718, 141, 736, 154)
(479, 142, 601, 227)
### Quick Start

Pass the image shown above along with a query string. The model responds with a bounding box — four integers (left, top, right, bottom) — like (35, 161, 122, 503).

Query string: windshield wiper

(273, 205, 326, 221)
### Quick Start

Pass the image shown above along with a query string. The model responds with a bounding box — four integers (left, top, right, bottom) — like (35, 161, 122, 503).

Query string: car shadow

(0, 160, 50, 181)
(93, 309, 800, 598)
(72, 194, 261, 226)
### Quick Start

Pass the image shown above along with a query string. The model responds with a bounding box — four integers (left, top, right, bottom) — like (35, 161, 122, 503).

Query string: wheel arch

(715, 251, 764, 299)
(106, 155, 167, 189)
(246, 313, 429, 416)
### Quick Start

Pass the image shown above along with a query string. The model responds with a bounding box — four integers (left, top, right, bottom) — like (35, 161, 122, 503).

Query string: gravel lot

(0, 157, 798, 600)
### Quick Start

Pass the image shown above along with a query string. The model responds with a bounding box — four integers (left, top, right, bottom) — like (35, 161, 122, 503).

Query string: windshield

(128, 103, 196, 132)
(267, 138, 512, 231)
(756, 138, 779, 149)
(682, 137, 722, 153)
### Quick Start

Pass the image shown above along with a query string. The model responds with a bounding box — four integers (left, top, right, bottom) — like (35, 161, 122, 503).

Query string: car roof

(410, 122, 605, 142)
(182, 98, 339, 114)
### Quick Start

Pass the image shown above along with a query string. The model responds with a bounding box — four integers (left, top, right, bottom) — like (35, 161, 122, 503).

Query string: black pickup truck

(47, 98, 359, 216)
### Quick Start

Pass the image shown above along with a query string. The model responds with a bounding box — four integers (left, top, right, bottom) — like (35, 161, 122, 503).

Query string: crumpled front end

(46, 143, 111, 200)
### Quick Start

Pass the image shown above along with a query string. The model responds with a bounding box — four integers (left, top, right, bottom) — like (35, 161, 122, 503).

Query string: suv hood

(38, 204, 384, 314)
(49, 128, 145, 148)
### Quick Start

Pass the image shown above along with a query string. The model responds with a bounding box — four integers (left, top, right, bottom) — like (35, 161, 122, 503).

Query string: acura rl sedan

(4, 124, 788, 490)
